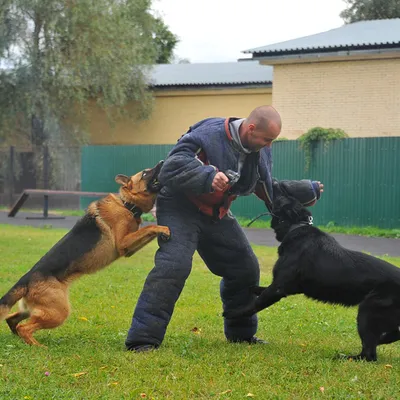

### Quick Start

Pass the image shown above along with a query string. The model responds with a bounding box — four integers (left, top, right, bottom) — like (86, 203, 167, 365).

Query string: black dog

(224, 192, 400, 361)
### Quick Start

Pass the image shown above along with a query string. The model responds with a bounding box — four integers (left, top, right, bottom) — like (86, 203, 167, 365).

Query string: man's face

(246, 123, 281, 152)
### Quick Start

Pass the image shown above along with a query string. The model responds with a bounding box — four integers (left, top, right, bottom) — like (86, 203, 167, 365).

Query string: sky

(153, 0, 347, 63)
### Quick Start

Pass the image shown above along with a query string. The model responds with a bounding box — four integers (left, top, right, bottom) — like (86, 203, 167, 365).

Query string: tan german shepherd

(0, 161, 170, 346)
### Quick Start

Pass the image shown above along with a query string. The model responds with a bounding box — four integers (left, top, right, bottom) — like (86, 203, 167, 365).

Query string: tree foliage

(340, 0, 400, 24)
(299, 127, 349, 171)
(0, 0, 178, 145)
(152, 17, 178, 64)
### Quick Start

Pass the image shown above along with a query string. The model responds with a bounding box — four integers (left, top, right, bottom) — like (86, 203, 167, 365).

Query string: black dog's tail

(0, 282, 28, 321)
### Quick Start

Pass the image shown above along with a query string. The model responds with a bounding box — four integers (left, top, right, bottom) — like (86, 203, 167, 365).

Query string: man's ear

(115, 174, 130, 186)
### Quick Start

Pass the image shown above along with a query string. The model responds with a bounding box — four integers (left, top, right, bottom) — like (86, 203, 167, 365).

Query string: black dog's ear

(272, 194, 291, 212)
(273, 196, 305, 222)
(281, 201, 301, 221)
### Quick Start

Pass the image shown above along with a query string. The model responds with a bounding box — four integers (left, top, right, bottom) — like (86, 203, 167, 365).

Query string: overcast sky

(153, 0, 347, 63)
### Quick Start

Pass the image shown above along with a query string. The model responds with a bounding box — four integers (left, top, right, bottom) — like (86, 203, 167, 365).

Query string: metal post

(44, 194, 49, 218)
(43, 145, 49, 190)
(43, 145, 49, 217)
(26, 145, 64, 220)
(9, 146, 15, 207)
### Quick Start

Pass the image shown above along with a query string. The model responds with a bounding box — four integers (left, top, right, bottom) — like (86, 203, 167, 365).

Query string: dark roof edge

(149, 82, 273, 90)
(247, 42, 400, 56)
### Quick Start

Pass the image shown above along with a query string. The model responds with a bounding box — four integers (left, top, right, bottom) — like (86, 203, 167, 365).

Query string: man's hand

(212, 172, 230, 192)
(308, 181, 324, 206)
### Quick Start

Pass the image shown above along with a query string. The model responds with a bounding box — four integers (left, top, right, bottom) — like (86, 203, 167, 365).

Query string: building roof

(244, 19, 400, 56)
(147, 61, 273, 88)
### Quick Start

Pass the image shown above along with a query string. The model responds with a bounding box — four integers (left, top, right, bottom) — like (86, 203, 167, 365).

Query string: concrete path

(1, 211, 399, 257)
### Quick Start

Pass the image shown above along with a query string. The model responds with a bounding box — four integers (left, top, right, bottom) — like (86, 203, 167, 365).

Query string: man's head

(239, 105, 282, 152)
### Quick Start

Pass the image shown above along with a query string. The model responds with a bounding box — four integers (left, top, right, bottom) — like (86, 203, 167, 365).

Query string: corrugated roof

(147, 61, 273, 87)
(244, 19, 400, 55)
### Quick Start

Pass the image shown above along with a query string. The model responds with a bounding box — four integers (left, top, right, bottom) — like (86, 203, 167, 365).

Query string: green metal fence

(81, 137, 400, 229)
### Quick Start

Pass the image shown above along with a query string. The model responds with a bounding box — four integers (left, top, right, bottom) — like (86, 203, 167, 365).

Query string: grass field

(1, 224, 400, 399)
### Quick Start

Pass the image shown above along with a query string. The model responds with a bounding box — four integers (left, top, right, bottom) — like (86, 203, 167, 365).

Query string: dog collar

(122, 200, 143, 218)
(286, 216, 314, 235)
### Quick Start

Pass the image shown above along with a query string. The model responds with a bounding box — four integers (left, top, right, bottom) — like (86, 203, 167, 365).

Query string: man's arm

(255, 179, 322, 210)
(158, 132, 218, 195)
(274, 179, 322, 206)
(255, 148, 322, 209)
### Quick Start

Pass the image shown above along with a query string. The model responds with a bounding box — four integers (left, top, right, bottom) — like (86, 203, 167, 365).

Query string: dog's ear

(282, 197, 310, 222)
(115, 174, 130, 186)
(272, 195, 291, 213)
(274, 196, 305, 222)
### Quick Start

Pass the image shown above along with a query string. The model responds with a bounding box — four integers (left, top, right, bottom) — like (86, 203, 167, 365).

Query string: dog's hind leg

(6, 299, 30, 334)
(16, 282, 70, 346)
(16, 304, 70, 346)
(347, 298, 387, 361)
(6, 311, 30, 335)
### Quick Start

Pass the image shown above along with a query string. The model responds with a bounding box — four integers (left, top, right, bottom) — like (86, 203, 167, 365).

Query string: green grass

(1, 225, 400, 399)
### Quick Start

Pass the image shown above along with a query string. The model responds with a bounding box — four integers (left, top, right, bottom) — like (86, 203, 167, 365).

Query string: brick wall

(272, 58, 400, 138)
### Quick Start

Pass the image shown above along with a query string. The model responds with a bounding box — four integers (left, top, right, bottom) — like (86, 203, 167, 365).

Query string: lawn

(1, 224, 400, 399)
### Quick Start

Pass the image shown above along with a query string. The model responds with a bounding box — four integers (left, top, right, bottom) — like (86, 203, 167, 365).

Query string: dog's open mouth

(145, 160, 164, 193)
(148, 177, 161, 192)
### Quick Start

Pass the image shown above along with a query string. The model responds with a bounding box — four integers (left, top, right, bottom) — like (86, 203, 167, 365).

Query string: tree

(340, 0, 400, 24)
(152, 17, 179, 64)
(0, 0, 178, 146)
(177, 57, 191, 64)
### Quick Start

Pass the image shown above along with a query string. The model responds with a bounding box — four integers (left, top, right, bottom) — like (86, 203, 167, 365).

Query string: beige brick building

(89, 62, 273, 144)
(244, 18, 400, 139)
(89, 19, 400, 144)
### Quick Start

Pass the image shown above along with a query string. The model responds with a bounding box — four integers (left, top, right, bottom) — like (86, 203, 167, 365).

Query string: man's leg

(125, 197, 200, 351)
(197, 214, 261, 342)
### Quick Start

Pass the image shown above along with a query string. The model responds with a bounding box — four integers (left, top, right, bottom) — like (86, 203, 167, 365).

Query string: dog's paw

(6, 319, 19, 335)
(157, 226, 171, 242)
(159, 232, 171, 242)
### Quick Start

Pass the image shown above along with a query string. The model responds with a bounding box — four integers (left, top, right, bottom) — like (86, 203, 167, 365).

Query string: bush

(298, 127, 348, 170)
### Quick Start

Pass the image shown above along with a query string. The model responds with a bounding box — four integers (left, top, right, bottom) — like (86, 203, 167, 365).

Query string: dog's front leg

(253, 283, 287, 313)
(117, 225, 170, 257)
(223, 283, 286, 319)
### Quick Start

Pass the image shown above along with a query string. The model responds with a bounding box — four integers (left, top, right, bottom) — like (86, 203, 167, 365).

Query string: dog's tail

(0, 281, 28, 321)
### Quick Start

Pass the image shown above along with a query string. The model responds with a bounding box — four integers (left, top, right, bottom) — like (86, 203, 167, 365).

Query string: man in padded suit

(126, 105, 324, 352)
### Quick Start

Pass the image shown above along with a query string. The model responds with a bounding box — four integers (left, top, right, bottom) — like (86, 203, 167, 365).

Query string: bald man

(126, 106, 323, 352)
